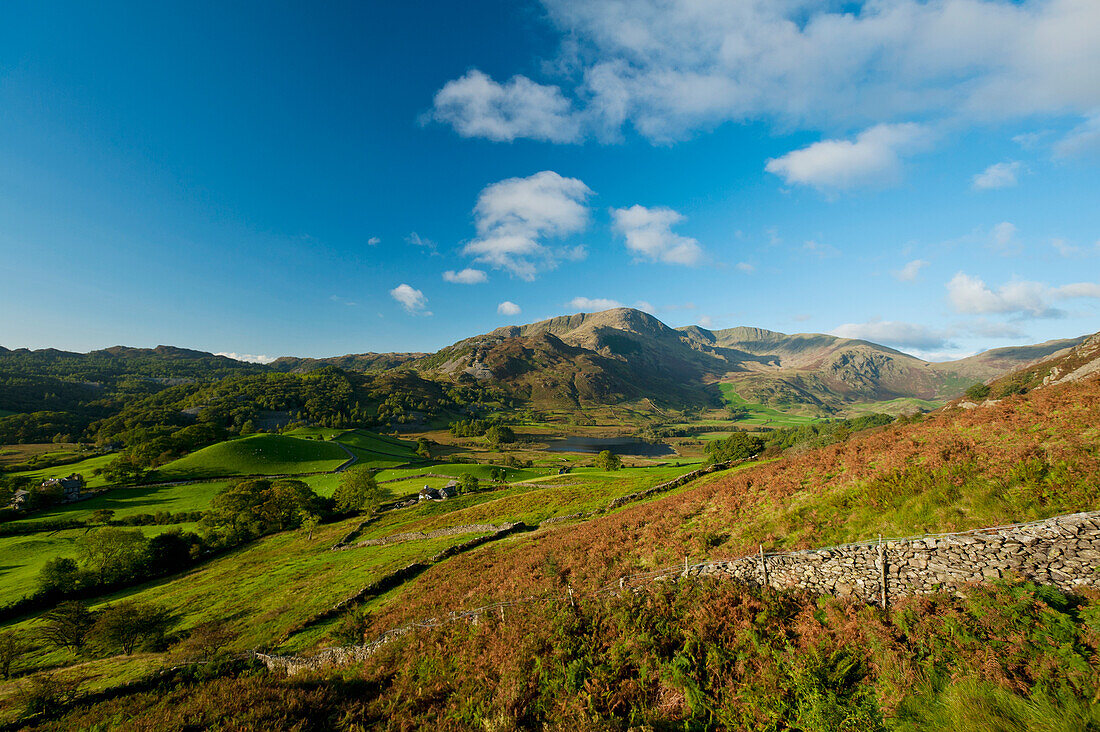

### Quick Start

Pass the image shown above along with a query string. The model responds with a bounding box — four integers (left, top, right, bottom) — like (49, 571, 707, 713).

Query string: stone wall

(683, 510, 1100, 603)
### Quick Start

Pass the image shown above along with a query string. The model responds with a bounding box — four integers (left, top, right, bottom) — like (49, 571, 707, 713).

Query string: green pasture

(154, 434, 349, 480)
(0, 522, 202, 606)
(5, 480, 231, 530)
(718, 384, 822, 428)
(843, 396, 943, 416)
(11, 452, 119, 488)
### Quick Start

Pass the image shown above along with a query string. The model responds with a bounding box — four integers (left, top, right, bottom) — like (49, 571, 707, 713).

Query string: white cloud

(568, 296, 623, 312)
(463, 171, 593, 280)
(443, 268, 488, 284)
(943, 272, 1100, 318)
(989, 222, 1019, 254)
(832, 320, 951, 350)
(429, 69, 582, 143)
(610, 204, 703, 265)
(216, 352, 277, 364)
(389, 283, 432, 316)
(1054, 282, 1100, 299)
(972, 161, 1022, 190)
(497, 300, 522, 316)
(367, 236, 381, 246)
(803, 240, 840, 258)
(1051, 238, 1080, 257)
(736, 262, 755, 273)
(766, 123, 931, 191)
(633, 300, 656, 313)
(893, 259, 928, 282)
(947, 273, 1049, 316)
(329, 295, 358, 306)
(433, 1, 1100, 144)
(1054, 112, 1100, 158)
(830, 317, 1030, 355)
(697, 315, 714, 328)
(405, 232, 437, 252)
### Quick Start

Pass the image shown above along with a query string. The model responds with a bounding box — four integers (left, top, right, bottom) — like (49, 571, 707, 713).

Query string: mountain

(405, 308, 1090, 413)
(3, 311, 1088, 415)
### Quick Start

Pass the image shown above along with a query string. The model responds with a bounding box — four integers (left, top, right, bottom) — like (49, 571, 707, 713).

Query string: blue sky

(1, 0, 1098, 362)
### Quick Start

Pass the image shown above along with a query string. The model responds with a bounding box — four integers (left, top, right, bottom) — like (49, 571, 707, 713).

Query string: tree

(173, 619, 236, 661)
(300, 511, 321, 540)
(37, 557, 84, 596)
(332, 468, 382, 514)
(145, 530, 203, 573)
(37, 601, 94, 654)
(485, 425, 516, 444)
(91, 600, 174, 655)
(206, 478, 324, 539)
(595, 450, 622, 471)
(458, 473, 479, 493)
(704, 432, 765, 464)
(76, 527, 148, 583)
(0, 630, 27, 679)
(965, 382, 991, 401)
(90, 508, 115, 525)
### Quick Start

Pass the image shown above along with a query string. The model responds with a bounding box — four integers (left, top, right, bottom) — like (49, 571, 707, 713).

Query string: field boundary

(257, 508, 1100, 676)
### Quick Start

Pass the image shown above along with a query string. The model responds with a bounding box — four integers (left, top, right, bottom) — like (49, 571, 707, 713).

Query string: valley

(0, 317, 1097, 729)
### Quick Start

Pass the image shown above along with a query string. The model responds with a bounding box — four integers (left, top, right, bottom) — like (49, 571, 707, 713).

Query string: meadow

(717, 384, 822, 427)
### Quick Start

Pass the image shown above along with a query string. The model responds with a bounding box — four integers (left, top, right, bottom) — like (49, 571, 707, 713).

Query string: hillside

(408, 308, 1088, 413)
(4, 334, 1099, 729)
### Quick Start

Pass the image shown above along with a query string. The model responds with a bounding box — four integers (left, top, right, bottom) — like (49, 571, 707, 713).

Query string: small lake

(544, 436, 675, 456)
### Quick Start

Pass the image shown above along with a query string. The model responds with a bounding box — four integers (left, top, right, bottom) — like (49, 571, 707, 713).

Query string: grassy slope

(352, 375, 1100, 640)
(719, 384, 821, 427)
(154, 434, 348, 479)
(11, 453, 119, 488)
(0, 523, 202, 605)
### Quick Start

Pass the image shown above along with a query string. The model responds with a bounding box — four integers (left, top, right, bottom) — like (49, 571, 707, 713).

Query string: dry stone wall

(684, 510, 1100, 603)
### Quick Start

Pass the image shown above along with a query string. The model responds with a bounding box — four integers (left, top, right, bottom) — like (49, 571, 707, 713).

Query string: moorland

(0, 309, 1097, 730)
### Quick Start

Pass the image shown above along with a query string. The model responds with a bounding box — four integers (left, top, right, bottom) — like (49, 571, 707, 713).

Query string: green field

(11, 452, 120, 488)
(0, 522, 202, 606)
(154, 434, 350, 480)
(843, 396, 944, 415)
(719, 384, 822, 427)
(5, 480, 232, 529)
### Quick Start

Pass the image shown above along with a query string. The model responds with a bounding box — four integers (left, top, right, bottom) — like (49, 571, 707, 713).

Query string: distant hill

(403, 308, 1089, 413)
(2, 311, 1088, 416)
(269, 352, 425, 374)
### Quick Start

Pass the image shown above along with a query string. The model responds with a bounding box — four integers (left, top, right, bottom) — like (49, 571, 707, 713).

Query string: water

(544, 436, 675, 456)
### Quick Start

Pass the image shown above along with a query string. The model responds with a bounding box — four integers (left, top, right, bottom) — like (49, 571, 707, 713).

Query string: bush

(704, 432, 765, 464)
(964, 383, 991, 401)
(595, 450, 622, 471)
(91, 600, 175, 655)
(485, 425, 516, 444)
(332, 468, 382, 514)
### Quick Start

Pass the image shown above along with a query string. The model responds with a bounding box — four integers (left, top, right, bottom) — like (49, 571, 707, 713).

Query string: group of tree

(31, 477, 337, 607)
(331, 468, 384, 514)
(37, 599, 174, 658)
(762, 413, 894, 453)
(703, 432, 766, 464)
(37, 527, 206, 599)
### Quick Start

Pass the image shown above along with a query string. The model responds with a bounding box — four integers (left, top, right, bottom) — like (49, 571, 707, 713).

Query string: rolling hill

(408, 308, 1088, 413)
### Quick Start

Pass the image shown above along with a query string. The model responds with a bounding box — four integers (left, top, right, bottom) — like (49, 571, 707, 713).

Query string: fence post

(568, 586, 575, 608)
(759, 544, 769, 589)
(684, 555, 689, 575)
(878, 535, 887, 610)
